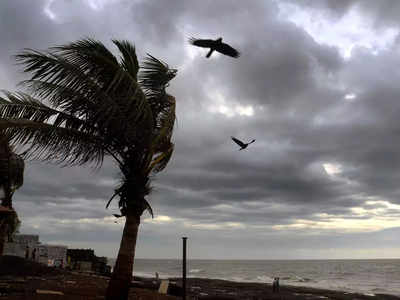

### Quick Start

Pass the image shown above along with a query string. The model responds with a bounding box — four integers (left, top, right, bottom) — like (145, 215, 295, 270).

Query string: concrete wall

(3, 234, 39, 258)
(78, 261, 92, 272)
(38, 244, 68, 266)
(4, 234, 67, 267)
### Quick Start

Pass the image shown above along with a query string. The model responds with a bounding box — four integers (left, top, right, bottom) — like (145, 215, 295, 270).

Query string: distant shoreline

(1, 255, 399, 299)
(177, 277, 400, 300)
(130, 257, 400, 261)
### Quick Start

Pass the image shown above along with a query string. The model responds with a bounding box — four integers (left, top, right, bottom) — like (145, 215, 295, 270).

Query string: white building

(4, 234, 67, 267)
(4, 234, 39, 258)
(37, 244, 68, 266)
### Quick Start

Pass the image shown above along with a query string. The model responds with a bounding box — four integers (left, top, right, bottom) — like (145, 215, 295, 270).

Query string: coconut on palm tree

(0, 39, 177, 299)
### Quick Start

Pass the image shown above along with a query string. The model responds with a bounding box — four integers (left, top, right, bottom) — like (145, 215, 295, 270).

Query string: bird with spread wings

(189, 37, 240, 58)
(231, 136, 255, 150)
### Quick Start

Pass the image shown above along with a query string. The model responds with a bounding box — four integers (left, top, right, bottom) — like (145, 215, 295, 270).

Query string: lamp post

(182, 237, 187, 300)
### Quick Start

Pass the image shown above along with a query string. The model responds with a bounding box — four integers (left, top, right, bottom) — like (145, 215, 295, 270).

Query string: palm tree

(0, 39, 177, 299)
(0, 134, 24, 255)
(0, 134, 24, 208)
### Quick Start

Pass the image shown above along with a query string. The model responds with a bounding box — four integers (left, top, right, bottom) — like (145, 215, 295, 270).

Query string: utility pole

(182, 237, 187, 300)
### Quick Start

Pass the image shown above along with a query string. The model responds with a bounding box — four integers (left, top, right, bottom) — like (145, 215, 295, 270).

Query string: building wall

(77, 261, 92, 272)
(4, 234, 67, 267)
(3, 234, 39, 257)
(38, 244, 68, 266)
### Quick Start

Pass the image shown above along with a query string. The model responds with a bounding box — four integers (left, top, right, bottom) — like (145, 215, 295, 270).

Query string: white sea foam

(126, 259, 400, 296)
(255, 275, 274, 283)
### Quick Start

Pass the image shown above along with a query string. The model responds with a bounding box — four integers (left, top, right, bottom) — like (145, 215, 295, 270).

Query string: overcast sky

(2, 0, 400, 259)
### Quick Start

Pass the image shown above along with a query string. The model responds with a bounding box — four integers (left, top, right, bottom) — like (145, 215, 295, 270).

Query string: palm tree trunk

(0, 219, 7, 256)
(105, 212, 141, 300)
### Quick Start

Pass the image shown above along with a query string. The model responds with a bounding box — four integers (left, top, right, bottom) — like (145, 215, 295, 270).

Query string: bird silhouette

(189, 37, 240, 58)
(231, 136, 255, 150)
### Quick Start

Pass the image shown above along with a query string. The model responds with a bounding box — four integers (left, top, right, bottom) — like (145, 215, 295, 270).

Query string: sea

(109, 258, 400, 296)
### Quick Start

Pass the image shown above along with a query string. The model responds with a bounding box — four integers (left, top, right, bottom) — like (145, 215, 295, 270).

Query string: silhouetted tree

(0, 134, 24, 255)
(0, 39, 177, 299)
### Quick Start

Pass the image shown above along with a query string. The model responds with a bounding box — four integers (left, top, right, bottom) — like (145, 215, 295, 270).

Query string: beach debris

(158, 279, 169, 294)
(189, 37, 240, 58)
(36, 289, 64, 295)
(0, 283, 10, 294)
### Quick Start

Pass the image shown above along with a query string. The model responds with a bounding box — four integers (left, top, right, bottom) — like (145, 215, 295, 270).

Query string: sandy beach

(183, 277, 400, 300)
(1, 256, 399, 300)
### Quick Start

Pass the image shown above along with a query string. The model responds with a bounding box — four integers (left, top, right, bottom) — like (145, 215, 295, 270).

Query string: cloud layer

(1, 0, 400, 259)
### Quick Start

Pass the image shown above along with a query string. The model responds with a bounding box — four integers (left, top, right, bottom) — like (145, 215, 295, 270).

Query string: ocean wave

(295, 276, 312, 282)
(133, 271, 178, 279)
(127, 259, 400, 296)
(132, 271, 156, 278)
(255, 275, 274, 283)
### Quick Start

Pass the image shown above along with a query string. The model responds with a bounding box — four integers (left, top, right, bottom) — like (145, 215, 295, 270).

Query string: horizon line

(120, 257, 400, 261)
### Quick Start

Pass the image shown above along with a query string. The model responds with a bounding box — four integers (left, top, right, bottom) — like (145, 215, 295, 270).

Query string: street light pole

(182, 237, 187, 300)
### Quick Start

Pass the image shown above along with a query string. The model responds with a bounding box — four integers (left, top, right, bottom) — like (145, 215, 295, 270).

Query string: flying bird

(231, 136, 255, 150)
(189, 37, 240, 58)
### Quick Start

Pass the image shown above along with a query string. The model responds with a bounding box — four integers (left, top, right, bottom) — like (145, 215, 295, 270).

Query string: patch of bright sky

(96, 178, 118, 187)
(44, 0, 123, 20)
(143, 215, 173, 224)
(273, 214, 400, 233)
(323, 162, 342, 175)
(278, 3, 399, 59)
(365, 200, 400, 211)
(44, 0, 56, 20)
(274, 197, 400, 233)
(344, 93, 357, 100)
(186, 221, 246, 230)
(208, 91, 254, 117)
(86, 0, 109, 10)
(58, 216, 116, 225)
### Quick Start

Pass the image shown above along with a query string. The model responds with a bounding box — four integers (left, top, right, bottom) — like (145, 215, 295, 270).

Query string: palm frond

(0, 119, 105, 167)
(147, 143, 174, 174)
(16, 41, 154, 150)
(19, 39, 143, 112)
(139, 54, 177, 95)
(50, 38, 119, 87)
(16, 49, 128, 128)
(0, 91, 90, 131)
(113, 40, 139, 80)
(143, 198, 154, 218)
(0, 38, 179, 219)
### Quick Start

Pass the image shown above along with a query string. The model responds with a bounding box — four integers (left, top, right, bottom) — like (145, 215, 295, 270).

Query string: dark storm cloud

(188, 23, 343, 110)
(1, 0, 400, 258)
(19, 160, 117, 202)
